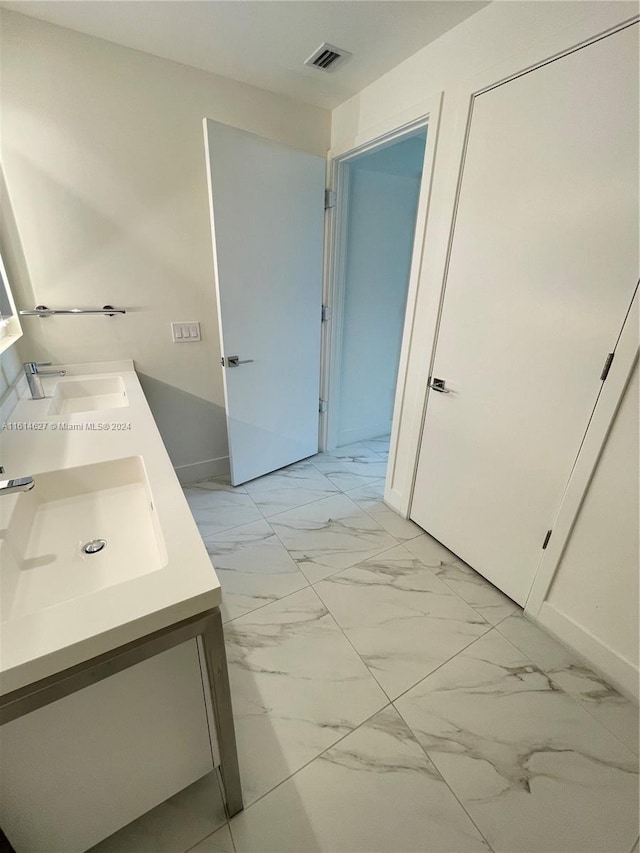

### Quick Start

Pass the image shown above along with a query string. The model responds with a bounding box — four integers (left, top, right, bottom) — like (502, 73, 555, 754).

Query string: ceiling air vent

(305, 43, 351, 73)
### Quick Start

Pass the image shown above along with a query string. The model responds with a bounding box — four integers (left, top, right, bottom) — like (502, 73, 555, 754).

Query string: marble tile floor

(93, 438, 639, 853)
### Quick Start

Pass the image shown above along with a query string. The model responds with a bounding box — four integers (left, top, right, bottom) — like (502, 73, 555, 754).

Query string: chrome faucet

(24, 361, 66, 400)
(0, 475, 35, 496)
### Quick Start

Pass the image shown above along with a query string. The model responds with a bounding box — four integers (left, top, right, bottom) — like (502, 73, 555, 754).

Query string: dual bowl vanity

(0, 361, 242, 852)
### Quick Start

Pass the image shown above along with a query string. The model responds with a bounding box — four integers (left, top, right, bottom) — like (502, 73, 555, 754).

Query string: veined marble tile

(315, 545, 490, 699)
(396, 630, 639, 853)
(243, 460, 339, 517)
(189, 824, 234, 853)
(360, 434, 391, 460)
(360, 434, 391, 450)
(230, 706, 489, 853)
(311, 445, 388, 491)
(203, 520, 308, 622)
(184, 482, 262, 537)
(316, 442, 380, 460)
(269, 493, 398, 583)
(346, 478, 385, 501)
(90, 772, 226, 853)
(347, 479, 423, 542)
(224, 587, 387, 806)
(406, 533, 519, 625)
(497, 613, 640, 754)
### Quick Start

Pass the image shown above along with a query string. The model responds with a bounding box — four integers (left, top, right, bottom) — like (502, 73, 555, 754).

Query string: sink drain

(82, 539, 107, 555)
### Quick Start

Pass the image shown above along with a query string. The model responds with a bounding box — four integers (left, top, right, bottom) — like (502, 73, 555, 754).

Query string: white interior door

(204, 120, 325, 485)
(410, 23, 639, 606)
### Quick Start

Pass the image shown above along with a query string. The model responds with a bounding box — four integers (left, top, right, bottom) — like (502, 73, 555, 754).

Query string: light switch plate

(171, 322, 201, 342)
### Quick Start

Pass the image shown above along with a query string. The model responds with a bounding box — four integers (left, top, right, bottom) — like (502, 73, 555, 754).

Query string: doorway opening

(322, 126, 428, 482)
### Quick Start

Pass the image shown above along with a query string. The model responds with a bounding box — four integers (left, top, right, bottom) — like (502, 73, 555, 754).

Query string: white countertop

(0, 361, 221, 695)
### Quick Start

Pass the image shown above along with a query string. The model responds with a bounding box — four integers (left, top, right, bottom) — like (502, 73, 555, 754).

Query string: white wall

(0, 10, 330, 481)
(330, 1, 639, 689)
(338, 135, 424, 445)
(541, 361, 639, 696)
(331, 2, 638, 150)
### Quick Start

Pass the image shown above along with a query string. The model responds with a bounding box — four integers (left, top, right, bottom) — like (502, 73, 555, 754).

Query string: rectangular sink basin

(49, 376, 128, 415)
(0, 457, 167, 622)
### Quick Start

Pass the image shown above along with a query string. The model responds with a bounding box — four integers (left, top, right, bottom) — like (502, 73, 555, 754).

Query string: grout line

(264, 487, 358, 522)
(308, 540, 498, 706)
(226, 646, 495, 853)
(227, 699, 395, 833)
(191, 514, 266, 541)
(342, 482, 387, 502)
(491, 611, 519, 628)
(387, 624, 496, 706)
(345, 496, 423, 542)
(198, 513, 277, 545)
(310, 582, 396, 701)
(229, 823, 237, 853)
(221, 580, 313, 626)
(182, 817, 235, 853)
(222, 560, 494, 850)
(198, 459, 418, 627)
(290, 536, 404, 587)
(392, 699, 497, 852)
(239, 488, 349, 528)
(260, 493, 408, 591)
(217, 532, 403, 627)
(238, 462, 344, 520)
(249, 488, 342, 521)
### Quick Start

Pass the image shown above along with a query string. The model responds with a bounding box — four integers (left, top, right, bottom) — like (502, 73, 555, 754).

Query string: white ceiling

(1, 1, 489, 109)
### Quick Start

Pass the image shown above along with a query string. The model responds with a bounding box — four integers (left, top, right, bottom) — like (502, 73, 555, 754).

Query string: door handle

(428, 377, 450, 393)
(223, 355, 255, 367)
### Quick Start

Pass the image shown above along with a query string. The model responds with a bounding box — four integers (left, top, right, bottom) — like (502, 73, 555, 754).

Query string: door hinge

(542, 529, 552, 550)
(324, 189, 336, 210)
(321, 304, 332, 322)
(600, 352, 615, 382)
(319, 399, 327, 414)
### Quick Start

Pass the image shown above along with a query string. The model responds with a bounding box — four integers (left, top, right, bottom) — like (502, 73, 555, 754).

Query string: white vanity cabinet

(1, 641, 217, 852)
(0, 362, 242, 852)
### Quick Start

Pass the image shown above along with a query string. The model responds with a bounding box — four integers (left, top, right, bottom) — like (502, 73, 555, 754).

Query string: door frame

(319, 93, 444, 462)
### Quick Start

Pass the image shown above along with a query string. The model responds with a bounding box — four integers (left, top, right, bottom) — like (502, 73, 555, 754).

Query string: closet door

(410, 23, 639, 605)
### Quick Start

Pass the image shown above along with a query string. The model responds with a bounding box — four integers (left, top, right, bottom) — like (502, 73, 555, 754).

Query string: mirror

(0, 250, 23, 355)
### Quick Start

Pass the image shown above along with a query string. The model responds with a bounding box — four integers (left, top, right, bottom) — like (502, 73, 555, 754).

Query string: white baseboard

(537, 602, 639, 701)
(174, 456, 230, 486)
